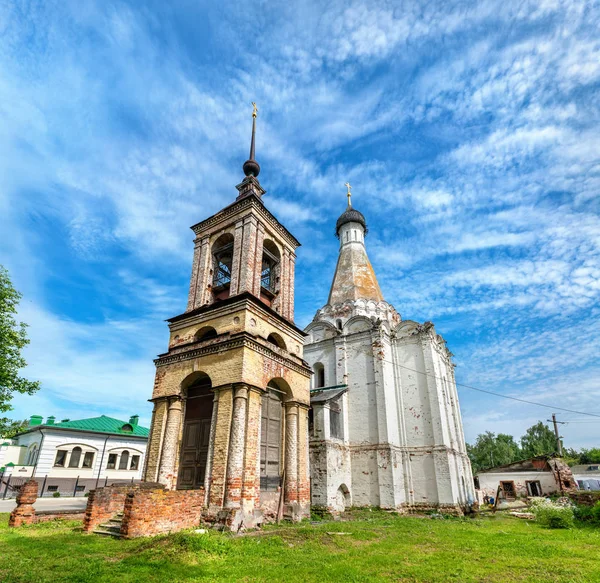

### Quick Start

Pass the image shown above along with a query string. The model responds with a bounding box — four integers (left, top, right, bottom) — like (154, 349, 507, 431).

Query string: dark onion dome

(335, 206, 368, 237)
(243, 158, 260, 177)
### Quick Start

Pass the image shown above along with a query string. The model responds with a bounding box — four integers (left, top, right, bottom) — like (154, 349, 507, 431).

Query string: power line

(378, 358, 600, 419)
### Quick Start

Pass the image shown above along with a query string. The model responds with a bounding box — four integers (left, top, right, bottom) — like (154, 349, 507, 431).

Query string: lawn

(1, 510, 599, 582)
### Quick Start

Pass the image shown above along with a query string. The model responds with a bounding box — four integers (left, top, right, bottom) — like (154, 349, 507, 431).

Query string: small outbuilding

(475, 456, 576, 500)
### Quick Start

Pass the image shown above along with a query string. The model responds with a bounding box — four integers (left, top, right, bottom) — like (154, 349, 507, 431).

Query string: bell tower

(143, 105, 312, 528)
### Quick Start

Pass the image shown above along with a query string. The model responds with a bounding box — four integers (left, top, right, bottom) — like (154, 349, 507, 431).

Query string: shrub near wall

(530, 498, 575, 529)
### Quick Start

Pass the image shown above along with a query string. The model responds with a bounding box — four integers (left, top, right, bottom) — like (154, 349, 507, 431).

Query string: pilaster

(158, 397, 183, 489)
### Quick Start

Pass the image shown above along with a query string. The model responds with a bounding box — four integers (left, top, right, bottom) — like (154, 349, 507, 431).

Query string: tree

(0, 265, 40, 413)
(520, 421, 557, 458)
(467, 431, 521, 474)
(579, 448, 600, 465)
(0, 418, 29, 438)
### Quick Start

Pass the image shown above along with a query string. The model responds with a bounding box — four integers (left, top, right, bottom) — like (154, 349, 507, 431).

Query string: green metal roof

(52, 415, 149, 437)
(20, 415, 149, 438)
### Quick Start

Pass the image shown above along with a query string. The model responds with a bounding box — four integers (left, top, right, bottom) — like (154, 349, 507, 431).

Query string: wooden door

(177, 389, 213, 490)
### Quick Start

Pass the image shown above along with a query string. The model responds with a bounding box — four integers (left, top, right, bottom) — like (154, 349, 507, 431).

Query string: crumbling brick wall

(83, 484, 130, 533)
(9, 479, 38, 527)
(120, 488, 205, 538)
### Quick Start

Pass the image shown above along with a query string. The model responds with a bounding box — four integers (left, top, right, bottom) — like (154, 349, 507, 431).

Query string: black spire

(242, 102, 260, 178)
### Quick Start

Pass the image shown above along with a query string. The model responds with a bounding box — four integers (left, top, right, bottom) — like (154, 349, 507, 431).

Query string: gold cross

(252, 102, 258, 118)
(345, 182, 352, 206)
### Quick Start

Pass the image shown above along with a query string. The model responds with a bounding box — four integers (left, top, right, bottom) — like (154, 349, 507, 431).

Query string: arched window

(336, 319, 342, 331)
(314, 363, 325, 389)
(26, 444, 38, 466)
(267, 333, 286, 350)
(260, 381, 284, 491)
(212, 234, 234, 290)
(195, 326, 218, 342)
(261, 240, 280, 294)
(119, 450, 130, 470)
(68, 446, 82, 468)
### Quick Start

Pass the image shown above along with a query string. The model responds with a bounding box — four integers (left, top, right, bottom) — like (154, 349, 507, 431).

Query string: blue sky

(1, 1, 599, 448)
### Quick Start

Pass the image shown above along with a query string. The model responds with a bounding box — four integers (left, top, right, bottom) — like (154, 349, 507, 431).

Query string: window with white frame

(106, 449, 143, 471)
(53, 445, 97, 470)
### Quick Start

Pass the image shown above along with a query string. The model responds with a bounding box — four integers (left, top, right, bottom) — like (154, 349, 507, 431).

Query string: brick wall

(120, 488, 205, 538)
(83, 485, 130, 533)
(83, 482, 165, 533)
(568, 491, 600, 506)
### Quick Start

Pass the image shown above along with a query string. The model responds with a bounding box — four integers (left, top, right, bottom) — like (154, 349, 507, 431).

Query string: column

(229, 220, 245, 295)
(296, 404, 311, 509)
(284, 402, 299, 504)
(208, 387, 233, 508)
(288, 252, 296, 321)
(238, 217, 259, 294)
(187, 238, 202, 311)
(280, 248, 290, 318)
(252, 223, 265, 296)
(157, 397, 182, 489)
(224, 385, 249, 508)
(203, 391, 220, 505)
(241, 388, 262, 512)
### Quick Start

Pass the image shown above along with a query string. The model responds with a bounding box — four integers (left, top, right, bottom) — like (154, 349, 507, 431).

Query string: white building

(0, 414, 148, 494)
(304, 197, 475, 513)
(475, 456, 576, 499)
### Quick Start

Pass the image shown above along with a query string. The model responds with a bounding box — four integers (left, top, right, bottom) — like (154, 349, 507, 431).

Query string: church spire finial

(243, 102, 260, 178)
(345, 182, 352, 207)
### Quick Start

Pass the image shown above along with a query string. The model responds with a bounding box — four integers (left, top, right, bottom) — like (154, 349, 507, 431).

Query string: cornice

(190, 193, 301, 249)
(155, 332, 312, 377)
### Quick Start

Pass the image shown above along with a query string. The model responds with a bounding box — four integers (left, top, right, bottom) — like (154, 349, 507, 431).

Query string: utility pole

(548, 413, 564, 456)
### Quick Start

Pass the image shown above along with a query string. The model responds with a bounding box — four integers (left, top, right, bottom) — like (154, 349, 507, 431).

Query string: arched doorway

(177, 372, 213, 490)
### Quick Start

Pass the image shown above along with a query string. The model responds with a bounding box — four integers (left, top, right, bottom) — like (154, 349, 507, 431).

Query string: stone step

(107, 518, 123, 525)
(98, 523, 122, 534)
(93, 528, 123, 538)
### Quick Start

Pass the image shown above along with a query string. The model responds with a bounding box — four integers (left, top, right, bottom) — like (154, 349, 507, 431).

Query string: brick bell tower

(143, 104, 312, 528)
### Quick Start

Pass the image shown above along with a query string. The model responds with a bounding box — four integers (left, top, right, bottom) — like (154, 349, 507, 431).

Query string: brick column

(241, 388, 262, 512)
(284, 402, 299, 504)
(157, 397, 182, 489)
(208, 387, 233, 508)
(9, 479, 38, 527)
(252, 223, 265, 296)
(229, 220, 245, 295)
(238, 217, 259, 294)
(187, 238, 202, 311)
(288, 252, 296, 321)
(297, 404, 310, 508)
(203, 391, 220, 504)
(281, 248, 290, 318)
(224, 385, 248, 508)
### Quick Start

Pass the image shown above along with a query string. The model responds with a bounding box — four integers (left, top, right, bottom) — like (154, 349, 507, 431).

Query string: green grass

(1, 510, 599, 582)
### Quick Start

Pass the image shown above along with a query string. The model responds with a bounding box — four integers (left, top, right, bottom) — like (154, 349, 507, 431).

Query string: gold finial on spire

(252, 102, 258, 118)
(345, 182, 352, 207)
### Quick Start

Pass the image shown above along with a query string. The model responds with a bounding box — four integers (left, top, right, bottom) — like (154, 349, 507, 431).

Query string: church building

(305, 188, 475, 513)
(143, 105, 312, 529)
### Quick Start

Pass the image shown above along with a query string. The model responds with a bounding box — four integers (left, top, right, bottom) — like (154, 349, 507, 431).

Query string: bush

(574, 501, 600, 525)
(531, 499, 574, 529)
(52, 491, 61, 498)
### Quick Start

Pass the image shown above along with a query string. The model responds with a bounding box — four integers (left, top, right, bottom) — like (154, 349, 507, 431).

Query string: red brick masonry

(9, 479, 38, 527)
(121, 488, 205, 538)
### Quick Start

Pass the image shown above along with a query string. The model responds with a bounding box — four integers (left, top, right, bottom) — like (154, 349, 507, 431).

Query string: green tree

(0, 265, 40, 413)
(579, 448, 600, 464)
(520, 421, 557, 458)
(467, 431, 521, 474)
(0, 418, 29, 438)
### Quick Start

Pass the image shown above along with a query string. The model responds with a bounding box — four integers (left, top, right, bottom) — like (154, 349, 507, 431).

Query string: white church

(305, 192, 475, 513)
